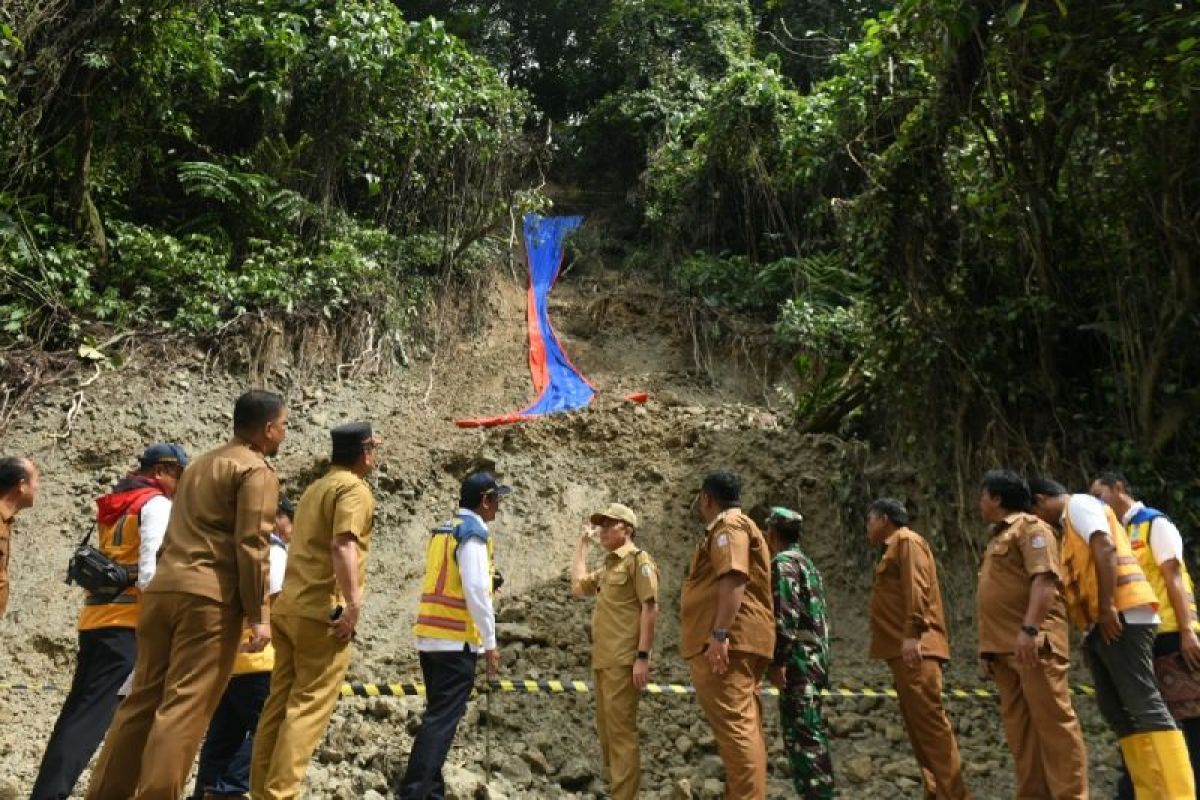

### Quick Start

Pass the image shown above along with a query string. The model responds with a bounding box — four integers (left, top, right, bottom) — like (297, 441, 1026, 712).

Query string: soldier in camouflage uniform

(765, 507, 834, 800)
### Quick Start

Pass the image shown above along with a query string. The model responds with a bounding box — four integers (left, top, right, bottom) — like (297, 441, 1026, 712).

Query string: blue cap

(459, 472, 513, 509)
(139, 443, 189, 470)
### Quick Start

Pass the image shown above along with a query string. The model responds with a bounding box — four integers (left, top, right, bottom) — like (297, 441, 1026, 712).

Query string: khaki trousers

(250, 613, 351, 800)
(688, 651, 771, 800)
(991, 653, 1089, 800)
(85, 592, 243, 800)
(594, 665, 641, 800)
(889, 658, 970, 800)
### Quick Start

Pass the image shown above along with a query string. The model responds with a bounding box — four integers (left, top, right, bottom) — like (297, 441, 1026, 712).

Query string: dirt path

(0, 269, 1118, 798)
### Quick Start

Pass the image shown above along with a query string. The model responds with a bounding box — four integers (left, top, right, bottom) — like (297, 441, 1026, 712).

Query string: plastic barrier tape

(0, 679, 1099, 699)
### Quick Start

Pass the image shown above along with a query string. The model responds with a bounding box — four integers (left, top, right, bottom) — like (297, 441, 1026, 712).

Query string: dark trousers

(189, 671, 271, 798)
(396, 648, 479, 800)
(1085, 622, 1176, 737)
(1116, 631, 1200, 799)
(29, 627, 136, 800)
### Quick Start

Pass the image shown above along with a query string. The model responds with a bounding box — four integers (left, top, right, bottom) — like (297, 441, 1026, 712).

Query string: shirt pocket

(606, 570, 630, 587)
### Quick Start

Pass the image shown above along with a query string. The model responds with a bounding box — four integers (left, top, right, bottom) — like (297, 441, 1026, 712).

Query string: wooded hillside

(2, 0, 1197, 529)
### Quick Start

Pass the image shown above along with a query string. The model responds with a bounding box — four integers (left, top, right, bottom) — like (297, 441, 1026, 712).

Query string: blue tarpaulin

(456, 213, 593, 427)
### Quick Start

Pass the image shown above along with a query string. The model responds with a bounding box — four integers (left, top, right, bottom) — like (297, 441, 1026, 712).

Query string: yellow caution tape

(0, 679, 1099, 699)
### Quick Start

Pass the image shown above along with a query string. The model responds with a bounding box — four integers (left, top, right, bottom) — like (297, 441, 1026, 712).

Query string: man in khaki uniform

(867, 497, 968, 800)
(0, 456, 39, 619)
(680, 471, 775, 800)
(570, 502, 658, 800)
(87, 390, 287, 800)
(977, 470, 1088, 800)
(250, 421, 378, 800)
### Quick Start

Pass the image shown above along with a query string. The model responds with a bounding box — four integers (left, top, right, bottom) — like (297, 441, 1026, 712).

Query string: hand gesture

(1181, 629, 1200, 672)
(706, 637, 730, 675)
(901, 637, 923, 668)
(632, 659, 650, 690)
(1097, 605, 1123, 644)
(330, 605, 359, 642)
(1015, 629, 1039, 668)
(245, 622, 272, 653)
(485, 648, 501, 679)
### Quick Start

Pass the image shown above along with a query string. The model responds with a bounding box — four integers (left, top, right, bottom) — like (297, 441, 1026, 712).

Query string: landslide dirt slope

(0, 268, 1117, 798)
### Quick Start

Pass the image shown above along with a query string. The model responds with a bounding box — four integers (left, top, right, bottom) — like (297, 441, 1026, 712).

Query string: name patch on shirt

(641, 563, 652, 577)
(716, 534, 729, 547)
(1030, 535, 1047, 550)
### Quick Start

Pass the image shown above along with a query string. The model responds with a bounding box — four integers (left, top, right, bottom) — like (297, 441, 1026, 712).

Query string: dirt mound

(0, 270, 1118, 797)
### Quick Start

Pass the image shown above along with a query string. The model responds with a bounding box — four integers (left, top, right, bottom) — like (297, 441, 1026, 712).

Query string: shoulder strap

(77, 520, 97, 547)
(1131, 506, 1166, 526)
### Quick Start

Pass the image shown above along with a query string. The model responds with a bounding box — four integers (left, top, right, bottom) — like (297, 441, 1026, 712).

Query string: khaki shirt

(680, 509, 776, 660)
(577, 541, 659, 669)
(977, 512, 1070, 657)
(0, 513, 12, 617)
(869, 528, 951, 661)
(274, 467, 375, 623)
(148, 439, 278, 624)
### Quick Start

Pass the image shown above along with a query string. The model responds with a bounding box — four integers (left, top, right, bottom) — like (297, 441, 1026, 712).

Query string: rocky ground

(1, 267, 1121, 798)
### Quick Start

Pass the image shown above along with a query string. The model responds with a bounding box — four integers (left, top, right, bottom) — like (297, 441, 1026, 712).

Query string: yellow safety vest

(78, 503, 153, 631)
(1061, 501, 1158, 630)
(1128, 507, 1200, 635)
(413, 520, 494, 646)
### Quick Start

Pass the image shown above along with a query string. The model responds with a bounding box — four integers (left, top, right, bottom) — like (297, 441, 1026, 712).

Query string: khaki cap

(590, 502, 638, 529)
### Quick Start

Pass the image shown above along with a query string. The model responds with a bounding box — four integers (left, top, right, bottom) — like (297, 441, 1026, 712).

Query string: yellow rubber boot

(1120, 734, 1157, 798)
(1146, 729, 1196, 799)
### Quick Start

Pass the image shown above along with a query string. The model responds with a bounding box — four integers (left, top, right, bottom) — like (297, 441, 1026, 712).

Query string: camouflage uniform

(772, 544, 833, 800)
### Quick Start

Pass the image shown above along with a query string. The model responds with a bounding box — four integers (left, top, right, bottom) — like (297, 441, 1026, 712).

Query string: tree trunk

(72, 69, 108, 265)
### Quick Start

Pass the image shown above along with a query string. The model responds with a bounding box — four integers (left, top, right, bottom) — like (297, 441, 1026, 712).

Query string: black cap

(139, 443, 189, 470)
(459, 471, 513, 509)
(277, 496, 295, 519)
(331, 422, 374, 463)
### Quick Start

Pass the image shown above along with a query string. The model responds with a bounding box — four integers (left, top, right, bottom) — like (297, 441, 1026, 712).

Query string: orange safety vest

(1060, 499, 1158, 630)
(77, 480, 165, 631)
(413, 517, 494, 645)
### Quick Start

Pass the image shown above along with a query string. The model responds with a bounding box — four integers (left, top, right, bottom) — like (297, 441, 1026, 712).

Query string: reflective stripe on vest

(78, 512, 144, 631)
(413, 522, 493, 644)
(1061, 501, 1158, 630)
(1128, 508, 1200, 635)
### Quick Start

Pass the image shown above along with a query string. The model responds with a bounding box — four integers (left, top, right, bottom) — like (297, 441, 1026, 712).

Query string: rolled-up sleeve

(234, 463, 279, 624)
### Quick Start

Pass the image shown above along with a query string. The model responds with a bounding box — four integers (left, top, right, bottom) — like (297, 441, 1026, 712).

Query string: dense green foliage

(1, 0, 535, 342)
(2, 0, 1198, 526)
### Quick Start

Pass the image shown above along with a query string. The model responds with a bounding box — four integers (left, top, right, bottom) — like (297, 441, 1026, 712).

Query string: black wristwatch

(636, 650, 651, 661)
(1021, 624, 1039, 637)
(712, 628, 730, 643)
